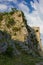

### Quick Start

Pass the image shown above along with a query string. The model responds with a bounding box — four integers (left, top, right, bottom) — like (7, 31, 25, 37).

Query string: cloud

(0, 0, 18, 11)
(18, 2, 29, 13)
(7, 0, 18, 4)
(0, 4, 7, 11)
(0, 0, 36, 12)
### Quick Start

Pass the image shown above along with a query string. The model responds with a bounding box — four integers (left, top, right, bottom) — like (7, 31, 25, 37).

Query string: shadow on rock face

(0, 29, 41, 57)
(0, 30, 11, 53)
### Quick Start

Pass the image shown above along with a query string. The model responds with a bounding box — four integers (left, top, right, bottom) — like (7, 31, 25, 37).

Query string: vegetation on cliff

(0, 8, 43, 65)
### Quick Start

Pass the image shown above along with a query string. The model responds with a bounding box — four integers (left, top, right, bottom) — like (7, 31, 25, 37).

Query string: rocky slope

(0, 9, 42, 56)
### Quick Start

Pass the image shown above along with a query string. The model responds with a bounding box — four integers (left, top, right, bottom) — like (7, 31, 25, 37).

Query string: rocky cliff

(0, 9, 42, 56)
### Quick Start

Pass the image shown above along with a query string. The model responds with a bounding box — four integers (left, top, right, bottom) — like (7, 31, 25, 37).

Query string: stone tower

(32, 27, 43, 56)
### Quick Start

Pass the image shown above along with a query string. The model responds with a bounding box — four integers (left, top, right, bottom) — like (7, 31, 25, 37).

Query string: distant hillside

(0, 8, 42, 57)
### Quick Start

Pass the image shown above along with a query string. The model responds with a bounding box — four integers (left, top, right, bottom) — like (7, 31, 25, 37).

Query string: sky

(0, 0, 43, 48)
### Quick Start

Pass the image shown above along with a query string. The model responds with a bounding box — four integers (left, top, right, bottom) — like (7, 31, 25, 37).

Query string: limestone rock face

(0, 11, 28, 42)
(0, 9, 42, 56)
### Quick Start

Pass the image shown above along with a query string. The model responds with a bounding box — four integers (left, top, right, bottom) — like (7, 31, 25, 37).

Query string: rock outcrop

(0, 9, 42, 56)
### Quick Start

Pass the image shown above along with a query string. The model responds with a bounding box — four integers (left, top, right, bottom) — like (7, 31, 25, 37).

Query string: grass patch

(0, 53, 43, 65)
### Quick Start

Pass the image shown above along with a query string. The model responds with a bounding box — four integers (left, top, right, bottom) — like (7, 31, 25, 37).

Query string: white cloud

(30, 1, 37, 10)
(7, 0, 13, 1)
(18, 2, 29, 13)
(0, 4, 7, 10)
(0, 0, 18, 11)
(38, 0, 43, 14)
(9, 0, 17, 2)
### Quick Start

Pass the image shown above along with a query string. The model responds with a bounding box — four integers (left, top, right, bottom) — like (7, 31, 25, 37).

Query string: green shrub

(18, 14, 21, 17)
(30, 33, 39, 49)
(12, 27, 21, 31)
(6, 24, 10, 28)
(6, 17, 16, 28)
(8, 18, 15, 25)
(5, 45, 13, 57)
(9, 11, 14, 15)
(0, 13, 3, 21)
(14, 32, 17, 35)
(11, 8, 18, 12)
